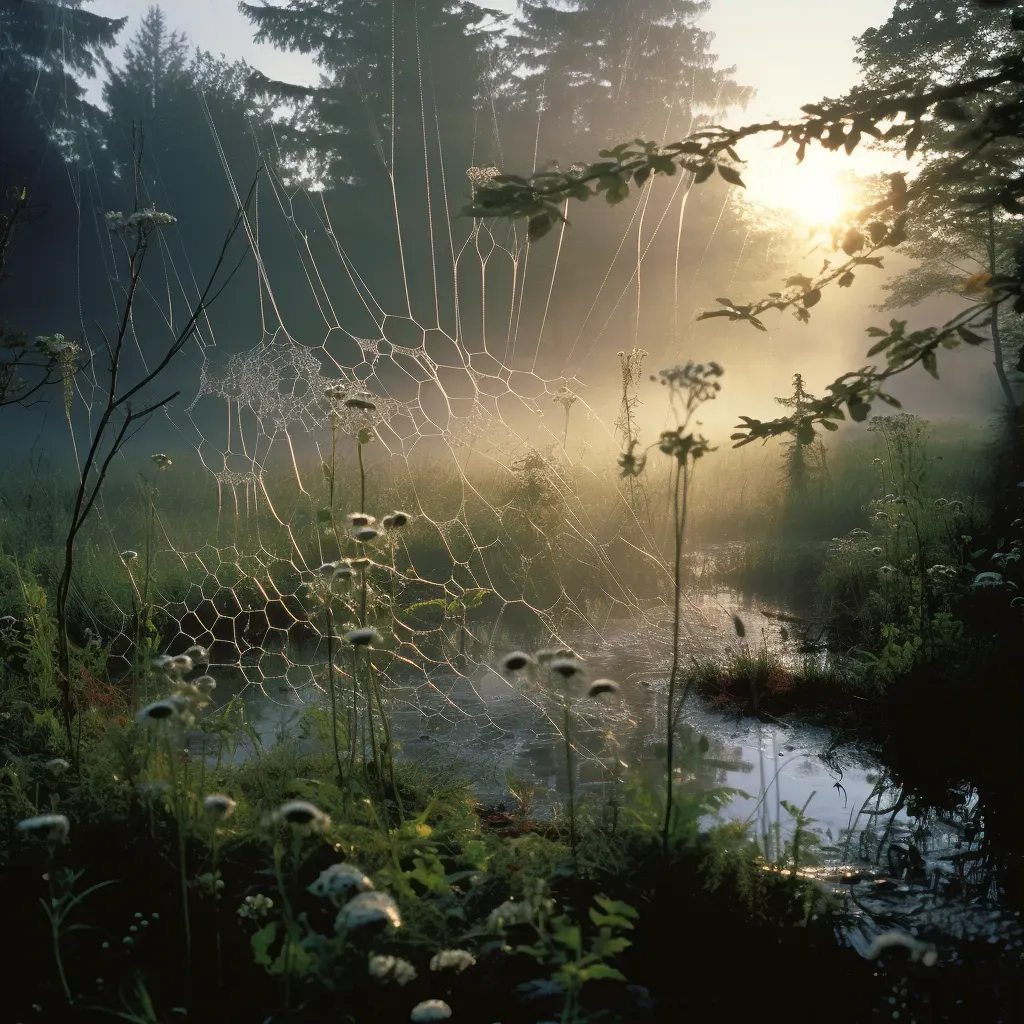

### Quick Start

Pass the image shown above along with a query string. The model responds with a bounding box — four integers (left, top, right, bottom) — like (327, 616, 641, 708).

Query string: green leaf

(866, 335, 893, 357)
(922, 350, 939, 379)
(251, 922, 278, 967)
(693, 162, 715, 184)
(554, 925, 582, 951)
(956, 326, 986, 346)
(802, 289, 822, 308)
(528, 213, 553, 241)
(848, 401, 871, 422)
(579, 963, 626, 983)
(821, 419, 839, 431)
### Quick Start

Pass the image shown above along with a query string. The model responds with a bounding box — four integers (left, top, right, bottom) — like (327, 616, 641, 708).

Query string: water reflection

(203, 590, 1019, 950)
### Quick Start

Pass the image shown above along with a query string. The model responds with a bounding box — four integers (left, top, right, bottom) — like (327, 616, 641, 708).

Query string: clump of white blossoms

(35, 333, 79, 358)
(120, 550, 139, 563)
(271, 800, 330, 832)
(550, 656, 583, 679)
(44, 757, 70, 776)
(308, 863, 373, 902)
(430, 948, 476, 973)
(368, 953, 417, 986)
(203, 794, 236, 820)
(150, 452, 173, 470)
(335, 891, 402, 931)
(501, 651, 531, 672)
(18, 814, 70, 842)
(587, 679, 619, 698)
(409, 999, 452, 1022)
(237, 894, 274, 919)
(381, 510, 411, 529)
(105, 208, 177, 233)
(347, 513, 376, 528)
(136, 697, 191, 726)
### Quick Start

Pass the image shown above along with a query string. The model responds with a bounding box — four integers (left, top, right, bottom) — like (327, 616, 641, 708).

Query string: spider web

(44, 7, 779, 794)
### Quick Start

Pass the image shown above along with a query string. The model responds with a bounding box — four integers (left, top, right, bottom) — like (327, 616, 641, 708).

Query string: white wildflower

(169, 654, 193, 674)
(346, 627, 380, 647)
(971, 571, 1004, 589)
(150, 453, 173, 469)
(501, 651, 531, 672)
(18, 814, 70, 841)
(430, 948, 476, 973)
(335, 891, 402, 931)
(870, 546, 883, 556)
(308, 862, 373, 901)
(369, 953, 417, 985)
(549, 656, 583, 679)
(410, 999, 452, 1022)
(271, 800, 330, 831)
(237, 894, 273, 919)
(44, 757, 70, 776)
(203, 794, 236, 820)
(120, 550, 139, 563)
(136, 698, 189, 725)
(347, 513, 376, 528)
(195, 675, 217, 694)
(184, 645, 209, 664)
(587, 679, 619, 697)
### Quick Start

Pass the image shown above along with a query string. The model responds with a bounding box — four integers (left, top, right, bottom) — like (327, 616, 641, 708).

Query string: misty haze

(0, 1, 1021, 1021)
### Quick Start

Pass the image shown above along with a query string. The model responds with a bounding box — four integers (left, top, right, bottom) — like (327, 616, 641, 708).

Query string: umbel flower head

(237, 894, 274, 919)
(150, 452, 172, 470)
(501, 651, 531, 672)
(18, 814, 70, 842)
(335, 890, 402, 931)
(410, 999, 452, 1022)
(549, 656, 583, 679)
(587, 679, 619, 698)
(382, 510, 411, 529)
(430, 948, 476, 973)
(369, 953, 417, 985)
(184, 645, 210, 664)
(44, 757, 71, 776)
(347, 513, 376, 528)
(308, 862, 374, 902)
(120, 550, 139, 564)
(203, 794, 237, 820)
(136, 697, 190, 725)
(271, 800, 330, 832)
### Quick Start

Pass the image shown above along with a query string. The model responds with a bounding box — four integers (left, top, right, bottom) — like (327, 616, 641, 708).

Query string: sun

(738, 141, 864, 230)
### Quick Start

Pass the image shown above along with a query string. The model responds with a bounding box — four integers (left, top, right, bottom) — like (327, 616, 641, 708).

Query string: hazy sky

(88, 0, 896, 122)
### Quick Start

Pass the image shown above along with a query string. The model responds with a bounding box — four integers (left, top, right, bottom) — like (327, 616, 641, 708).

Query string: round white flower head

(587, 679, 619, 698)
(368, 953, 418, 985)
(410, 999, 452, 1022)
(345, 627, 380, 647)
(335, 891, 402, 931)
(121, 550, 139, 563)
(347, 513, 376, 528)
(169, 654, 193, 674)
(184, 645, 209, 664)
(318, 561, 341, 576)
(332, 564, 355, 582)
(272, 800, 330, 831)
(150, 453, 172, 469)
(383, 510, 411, 529)
(136, 698, 189, 725)
(152, 654, 174, 670)
(870, 547, 883, 556)
(430, 948, 476, 973)
(18, 814, 70, 842)
(501, 651, 531, 672)
(354, 526, 379, 543)
(203, 794, 236, 820)
(308, 862, 373, 901)
(550, 656, 583, 679)
(45, 757, 71, 776)
(344, 394, 377, 411)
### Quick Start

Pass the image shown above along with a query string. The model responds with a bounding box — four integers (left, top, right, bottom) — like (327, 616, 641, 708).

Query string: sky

(88, 0, 897, 121)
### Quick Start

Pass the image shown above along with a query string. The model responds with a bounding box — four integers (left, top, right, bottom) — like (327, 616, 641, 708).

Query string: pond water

(204, 589, 1021, 958)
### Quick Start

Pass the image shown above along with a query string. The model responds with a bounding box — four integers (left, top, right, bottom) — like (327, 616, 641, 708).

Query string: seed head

(203, 794, 237, 820)
(347, 513, 376, 528)
(344, 394, 377, 411)
(184, 645, 209, 664)
(169, 654, 193, 674)
(150, 453, 172, 469)
(45, 757, 71, 776)
(384, 510, 411, 529)
(121, 550, 139, 563)
(587, 679, 619, 697)
(136, 698, 189, 725)
(732, 615, 746, 638)
(18, 814, 70, 842)
(354, 526, 379, 543)
(195, 675, 217, 693)
(335, 890, 402, 931)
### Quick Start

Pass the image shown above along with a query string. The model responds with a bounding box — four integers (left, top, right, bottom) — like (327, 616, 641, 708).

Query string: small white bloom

(136, 698, 189, 725)
(430, 948, 476, 973)
(587, 679, 619, 697)
(169, 654, 193, 674)
(184, 645, 209, 664)
(237, 893, 274, 919)
(44, 757, 70, 776)
(272, 800, 330, 831)
(18, 814, 70, 841)
(120, 550, 139, 563)
(410, 999, 452, 1022)
(354, 526, 379, 543)
(345, 627, 380, 647)
(335, 891, 402, 930)
(195, 675, 217, 694)
(346, 513, 376, 528)
(150, 453, 173, 469)
(501, 651, 531, 672)
(203, 794, 236, 820)
(549, 656, 583, 679)
(308, 862, 373, 901)
(870, 546, 883, 556)
(369, 953, 417, 985)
